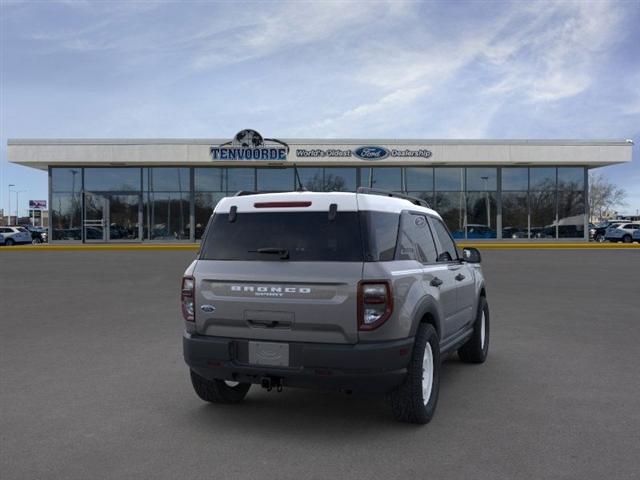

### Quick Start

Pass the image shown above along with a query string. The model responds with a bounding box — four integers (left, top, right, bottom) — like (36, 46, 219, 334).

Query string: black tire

(622, 235, 632, 244)
(5, 238, 14, 246)
(458, 296, 490, 363)
(190, 370, 251, 404)
(595, 233, 605, 243)
(390, 323, 440, 424)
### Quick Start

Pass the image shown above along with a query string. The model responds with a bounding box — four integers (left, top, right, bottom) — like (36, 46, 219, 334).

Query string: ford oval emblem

(354, 146, 389, 160)
(200, 305, 216, 313)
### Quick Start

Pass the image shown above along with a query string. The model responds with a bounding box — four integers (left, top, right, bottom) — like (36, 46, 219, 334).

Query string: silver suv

(182, 189, 489, 424)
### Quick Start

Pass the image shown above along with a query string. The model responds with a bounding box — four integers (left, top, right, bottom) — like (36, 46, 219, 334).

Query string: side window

(361, 211, 400, 261)
(396, 213, 438, 263)
(430, 217, 458, 262)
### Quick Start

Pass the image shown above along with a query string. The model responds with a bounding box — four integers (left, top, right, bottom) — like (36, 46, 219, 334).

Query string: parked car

(632, 229, 640, 243)
(20, 225, 48, 244)
(605, 223, 640, 243)
(0, 226, 33, 245)
(451, 224, 496, 239)
(502, 227, 528, 239)
(182, 189, 489, 424)
(591, 220, 626, 242)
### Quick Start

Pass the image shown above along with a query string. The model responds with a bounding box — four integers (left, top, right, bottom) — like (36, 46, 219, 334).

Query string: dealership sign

(211, 131, 433, 162)
(296, 146, 432, 160)
(29, 200, 47, 209)
(211, 129, 289, 161)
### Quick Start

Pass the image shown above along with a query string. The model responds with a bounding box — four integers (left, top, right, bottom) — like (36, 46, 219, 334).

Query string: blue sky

(1, 0, 639, 216)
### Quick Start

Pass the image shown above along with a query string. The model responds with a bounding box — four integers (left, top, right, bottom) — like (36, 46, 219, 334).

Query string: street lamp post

(8, 184, 15, 225)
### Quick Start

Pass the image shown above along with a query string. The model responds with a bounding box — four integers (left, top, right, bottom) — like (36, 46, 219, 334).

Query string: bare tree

(589, 172, 627, 221)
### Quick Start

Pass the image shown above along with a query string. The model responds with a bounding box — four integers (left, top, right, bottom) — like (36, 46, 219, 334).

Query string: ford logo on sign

(354, 146, 389, 160)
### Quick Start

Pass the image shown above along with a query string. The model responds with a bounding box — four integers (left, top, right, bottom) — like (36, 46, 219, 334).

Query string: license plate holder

(248, 341, 290, 367)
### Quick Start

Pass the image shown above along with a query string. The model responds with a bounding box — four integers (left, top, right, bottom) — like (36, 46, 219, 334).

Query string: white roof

(214, 191, 441, 218)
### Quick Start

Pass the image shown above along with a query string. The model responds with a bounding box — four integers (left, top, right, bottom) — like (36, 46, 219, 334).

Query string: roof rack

(356, 187, 431, 208)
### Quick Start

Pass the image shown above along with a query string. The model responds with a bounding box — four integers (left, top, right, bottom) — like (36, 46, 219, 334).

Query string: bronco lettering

(230, 285, 311, 294)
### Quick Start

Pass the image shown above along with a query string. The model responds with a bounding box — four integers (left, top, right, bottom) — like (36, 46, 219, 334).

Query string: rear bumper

(183, 333, 414, 393)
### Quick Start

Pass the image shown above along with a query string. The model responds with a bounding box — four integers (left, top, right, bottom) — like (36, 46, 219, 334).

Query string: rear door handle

(455, 273, 466, 281)
(430, 277, 443, 287)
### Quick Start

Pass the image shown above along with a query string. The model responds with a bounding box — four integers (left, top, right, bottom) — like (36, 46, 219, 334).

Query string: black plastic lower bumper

(183, 333, 414, 393)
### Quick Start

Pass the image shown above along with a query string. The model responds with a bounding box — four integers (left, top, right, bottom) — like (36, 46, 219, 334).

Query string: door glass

(109, 195, 140, 240)
(84, 193, 105, 241)
(430, 218, 458, 262)
(397, 214, 438, 263)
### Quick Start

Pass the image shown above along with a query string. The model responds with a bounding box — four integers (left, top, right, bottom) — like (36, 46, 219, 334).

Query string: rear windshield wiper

(249, 247, 290, 259)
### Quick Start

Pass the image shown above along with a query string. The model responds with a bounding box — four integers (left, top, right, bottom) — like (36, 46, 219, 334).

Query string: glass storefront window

(324, 168, 356, 191)
(195, 168, 225, 191)
(145, 168, 189, 192)
(145, 192, 189, 240)
(195, 192, 226, 239)
(466, 192, 497, 238)
(529, 168, 556, 191)
(51, 168, 82, 193)
(502, 192, 528, 239)
(109, 195, 141, 240)
(466, 168, 497, 191)
(557, 191, 584, 238)
(365, 167, 402, 191)
(227, 168, 255, 193)
(256, 168, 294, 192)
(85, 168, 141, 192)
(558, 167, 584, 191)
(47, 164, 589, 243)
(51, 192, 82, 240)
(435, 168, 464, 191)
(297, 168, 324, 191)
(435, 192, 465, 238)
(502, 168, 528, 191)
(405, 167, 433, 191)
(530, 190, 556, 238)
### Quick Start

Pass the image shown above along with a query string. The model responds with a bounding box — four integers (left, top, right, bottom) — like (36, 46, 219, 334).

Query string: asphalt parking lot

(1, 249, 639, 479)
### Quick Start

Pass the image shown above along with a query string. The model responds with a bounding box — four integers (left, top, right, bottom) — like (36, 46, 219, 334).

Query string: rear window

(17, 227, 28, 232)
(200, 210, 401, 262)
(201, 211, 364, 261)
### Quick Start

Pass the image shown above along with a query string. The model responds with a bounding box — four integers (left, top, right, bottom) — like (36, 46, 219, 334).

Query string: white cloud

(483, 0, 622, 102)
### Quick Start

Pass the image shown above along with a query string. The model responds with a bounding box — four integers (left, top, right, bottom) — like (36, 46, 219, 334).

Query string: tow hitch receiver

(260, 377, 283, 392)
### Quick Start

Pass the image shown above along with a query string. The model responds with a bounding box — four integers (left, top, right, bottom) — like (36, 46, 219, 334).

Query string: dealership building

(7, 132, 633, 243)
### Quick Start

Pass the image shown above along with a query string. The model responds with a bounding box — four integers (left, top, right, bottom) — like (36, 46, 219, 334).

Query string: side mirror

(462, 247, 481, 263)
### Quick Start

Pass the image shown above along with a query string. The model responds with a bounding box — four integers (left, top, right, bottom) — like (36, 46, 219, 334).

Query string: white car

(605, 223, 640, 243)
(0, 226, 32, 246)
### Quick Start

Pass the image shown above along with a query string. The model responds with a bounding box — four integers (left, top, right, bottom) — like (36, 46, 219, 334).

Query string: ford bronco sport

(182, 188, 489, 424)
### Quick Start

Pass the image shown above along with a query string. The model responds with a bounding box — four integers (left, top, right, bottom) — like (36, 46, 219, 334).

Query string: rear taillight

(181, 276, 195, 322)
(358, 281, 393, 331)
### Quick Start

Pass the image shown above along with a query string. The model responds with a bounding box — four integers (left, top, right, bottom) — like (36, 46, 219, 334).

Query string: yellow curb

(1, 244, 200, 251)
(458, 243, 640, 249)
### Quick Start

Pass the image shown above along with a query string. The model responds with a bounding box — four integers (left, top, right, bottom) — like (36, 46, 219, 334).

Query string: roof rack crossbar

(356, 187, 430, 208)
